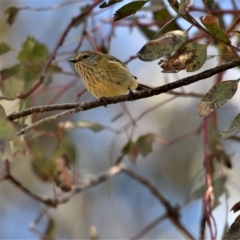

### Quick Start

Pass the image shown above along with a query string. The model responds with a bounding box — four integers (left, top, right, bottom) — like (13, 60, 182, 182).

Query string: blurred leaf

(0, 42, 11, 55)
(99, 0, 123, 8)
(4, 6, 19, 25)
(18, 36, 49, 65)
(231, 201, 240, 213)
(122, 141, 139, 163)
(198, 80, 239, 118)
(57, 129, 76, 163)
(0, 65, 21, 79)
(52, 132, 76, 165)
(208, 126, 231, 168)
(137, 133, 157, 157)
(17, 64, 41, 81)
(178, 0, 190, 14)
(167, 0, 195, 24)
(0, 139, 12, 162)
(0, 77, 24, 100)
(138, 27, 158, 40)
(200, 15, 231, 44)
(150, 3, 182, 47)
(26, 138, 56, 181)
(137, 30, 188, 61)
(220, 113, 240, 141)
(49, 64, 62, 73)
(24, 124, 76, 182)
(143, 0, 164, 12)
(120, 134, 156, 163)
(0, 105, 13, 139)
(222, 215, 240, 240)
(54, 154, 74, 192)
(0, 105, 24, 161)
(153, 4, 181, 34)
(159, 42, 207, 72)
(0, 64, 41, 82)
(59, 120, 104, 133)
(44, 216, 56, 238)
(113, 1, 149, 22)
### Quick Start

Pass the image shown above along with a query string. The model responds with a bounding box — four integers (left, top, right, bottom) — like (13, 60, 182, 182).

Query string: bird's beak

(69, 59, 77, 63)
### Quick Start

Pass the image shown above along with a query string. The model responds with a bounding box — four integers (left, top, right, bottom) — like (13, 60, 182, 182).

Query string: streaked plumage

(69, 50, 150, 98)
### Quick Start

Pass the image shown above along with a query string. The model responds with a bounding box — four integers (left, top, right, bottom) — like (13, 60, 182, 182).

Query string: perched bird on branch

(69, 50, 151, 99)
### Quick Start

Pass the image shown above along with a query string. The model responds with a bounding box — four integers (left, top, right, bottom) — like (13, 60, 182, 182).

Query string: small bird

(69, 50, 151, 99)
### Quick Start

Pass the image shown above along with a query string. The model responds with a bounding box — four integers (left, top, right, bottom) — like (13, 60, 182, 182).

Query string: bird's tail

(136, 83, 152, 91)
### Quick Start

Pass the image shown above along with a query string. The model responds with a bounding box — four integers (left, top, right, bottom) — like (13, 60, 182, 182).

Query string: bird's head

(69, 50, 102, 66)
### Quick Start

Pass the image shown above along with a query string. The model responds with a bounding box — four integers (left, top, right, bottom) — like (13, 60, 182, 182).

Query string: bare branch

(120, 166, 195, 240)
(130, 214, 168, 239)
(7, 59, 240, 124)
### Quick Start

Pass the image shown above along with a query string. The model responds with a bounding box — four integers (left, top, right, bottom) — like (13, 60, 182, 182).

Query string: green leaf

(49, 64, 62, 73)
(52, 131, 76, 164)
(0, 42, 11, 55)
(198, 80, 239, 118)
(59, 121, 104, 133)
(113, 1, 149, 22)
(0, 105, 24, 161)
(138, 27, 158, 40)
(153, 7, 181, 35)
(120, 134, 157, 163)
(137, 133, 156, 157)
(44, 217, 56, 238)
(220, 113, 240, 141)
(0, 77, 24, 100)
(18, 64, 41, 81)
(99, 0, 123, 8)
(0, 64, 41, 82)
(208, 126, 231, 168)
(200, 15, 231, 44)
(178, 0, 190, 14)
(18, 36, 49, 65)
(0, 105, 16, 141)
(137, 30, 188, 62)
(159, 42, 207, 72)
(0, 65, 20, 79)
(4, 6, 19, 25)
(122, 141, 139, 163)
(28, 141, 56, 182)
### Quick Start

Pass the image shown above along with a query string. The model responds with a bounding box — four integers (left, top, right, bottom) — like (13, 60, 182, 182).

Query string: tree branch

(7, 60, 240, 135)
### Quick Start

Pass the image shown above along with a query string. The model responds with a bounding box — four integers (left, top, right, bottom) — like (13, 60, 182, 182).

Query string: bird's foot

(99, 97, 108, 107)
(128, 89, 135, 101)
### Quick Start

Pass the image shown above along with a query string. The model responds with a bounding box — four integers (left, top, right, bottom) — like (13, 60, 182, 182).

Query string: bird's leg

(128, 88, 135, 101)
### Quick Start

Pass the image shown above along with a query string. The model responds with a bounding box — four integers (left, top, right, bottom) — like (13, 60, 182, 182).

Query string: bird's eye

(82, 54, 89, 59)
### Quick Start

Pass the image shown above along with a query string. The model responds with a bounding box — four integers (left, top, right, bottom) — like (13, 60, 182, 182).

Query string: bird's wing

(103, 54, 128, 69)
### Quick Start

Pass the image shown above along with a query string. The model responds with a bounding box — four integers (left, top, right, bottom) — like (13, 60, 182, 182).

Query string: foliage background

(0, 0, 240, 239)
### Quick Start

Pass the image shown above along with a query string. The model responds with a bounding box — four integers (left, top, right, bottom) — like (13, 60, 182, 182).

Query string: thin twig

(7, 59, 240, 123)
(121, 166, 195, 240)
(130, 214, 167, 239)
(16, 108, 79, 135)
